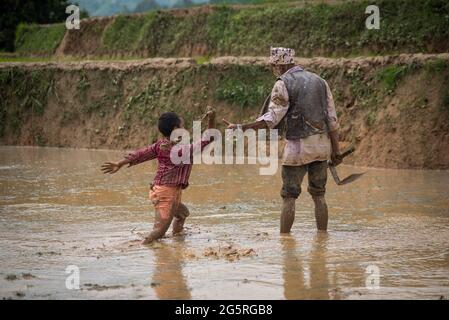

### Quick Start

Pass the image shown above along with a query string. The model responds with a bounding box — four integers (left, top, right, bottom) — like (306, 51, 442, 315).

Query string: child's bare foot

(172, 229, 185, 237)
(141, 236, 154, 245)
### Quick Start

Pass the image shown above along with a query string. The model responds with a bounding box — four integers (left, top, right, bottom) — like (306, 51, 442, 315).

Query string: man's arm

(324, 81, 342, 165)
(222, 119, 268, 130)
(223, 80, 289, 131)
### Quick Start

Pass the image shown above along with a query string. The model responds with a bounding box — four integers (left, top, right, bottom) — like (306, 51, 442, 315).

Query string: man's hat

(269, 47, 295, 65)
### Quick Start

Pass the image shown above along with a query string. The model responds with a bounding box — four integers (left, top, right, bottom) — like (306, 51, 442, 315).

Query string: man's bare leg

(312, 195, 328, 231)
(172, 203, 190, 235)
(280, 198, 296, 233)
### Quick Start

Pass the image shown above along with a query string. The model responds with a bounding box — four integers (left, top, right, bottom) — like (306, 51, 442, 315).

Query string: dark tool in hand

(328, 145, 365, 185)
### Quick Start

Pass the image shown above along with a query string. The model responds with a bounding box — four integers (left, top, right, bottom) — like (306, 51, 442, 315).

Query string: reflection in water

(152, 238, 191, 300)
(308, 233, 331, 300)
(282, 233, 341, 300)
(282, 236, 306, 299)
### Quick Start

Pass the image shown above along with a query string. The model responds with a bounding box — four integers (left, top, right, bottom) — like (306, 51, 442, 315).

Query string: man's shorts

(149, 185, 182, 220)
(281, 161, 328, 198)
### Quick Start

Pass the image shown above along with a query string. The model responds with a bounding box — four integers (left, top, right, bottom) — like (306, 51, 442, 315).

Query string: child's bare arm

(101, 158, 130, 174)
(200, 105, 215, 129)
(101, 143, 157, 174)
(205, 106, 215, 129)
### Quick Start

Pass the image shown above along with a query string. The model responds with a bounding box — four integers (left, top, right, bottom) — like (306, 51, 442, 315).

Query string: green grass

(441, 92, 449, 112)
(375, 65, 411, 91)
(365, 110, 377, 126)
(14, 23, 66, 55)
(194, 56, 211, 65)
(13, 0, 446, 58)
(425, 58, 449, 73)
(0, 56, 54, 63)
(214, 64, 272, 108)
(102, 14, 149, 51)
(0, 68, 55, 136)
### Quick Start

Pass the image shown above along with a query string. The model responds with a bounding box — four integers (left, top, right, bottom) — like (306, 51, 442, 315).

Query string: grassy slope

(12, 0, 449, 58)
(14, 23, 66, 55)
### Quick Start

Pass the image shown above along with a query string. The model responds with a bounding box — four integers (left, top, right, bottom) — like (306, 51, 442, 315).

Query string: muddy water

(0, 146, 448, 300)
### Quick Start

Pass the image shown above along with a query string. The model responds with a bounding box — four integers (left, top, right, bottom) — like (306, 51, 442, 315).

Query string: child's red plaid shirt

(125, 138, 212, 189)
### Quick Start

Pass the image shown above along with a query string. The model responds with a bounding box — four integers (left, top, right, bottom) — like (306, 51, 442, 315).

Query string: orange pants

(149, 185, 182, 220)
(142, 185, 189, 244)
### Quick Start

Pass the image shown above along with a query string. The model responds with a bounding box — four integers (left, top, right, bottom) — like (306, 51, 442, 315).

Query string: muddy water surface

(0, 146, 448, 299)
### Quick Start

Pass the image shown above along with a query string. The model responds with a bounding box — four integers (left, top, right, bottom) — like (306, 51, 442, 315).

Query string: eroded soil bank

(1, 54, 449, 169)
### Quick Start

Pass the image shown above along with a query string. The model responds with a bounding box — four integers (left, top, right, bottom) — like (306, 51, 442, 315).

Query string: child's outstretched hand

(205, 105, 215, 117)
(101, 161, 122, 174)
(201, 105, 215, 121)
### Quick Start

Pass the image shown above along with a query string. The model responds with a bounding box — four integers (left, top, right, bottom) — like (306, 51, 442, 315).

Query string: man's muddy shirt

(125, 138, 211, 189)
(257, 66, 339, 166)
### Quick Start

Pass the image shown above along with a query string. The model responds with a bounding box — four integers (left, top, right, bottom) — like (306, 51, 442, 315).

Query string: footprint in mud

(5, 273, 37, 281)
(36, 251, 61, 256)
(83, 283, 125, 291)
(21, 273, 37, 280)
(255, 232, 270, 240)
(5, 274, 18, 281)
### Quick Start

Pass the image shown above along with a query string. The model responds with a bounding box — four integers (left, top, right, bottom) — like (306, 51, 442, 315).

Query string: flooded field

(0, 146, 448, 299)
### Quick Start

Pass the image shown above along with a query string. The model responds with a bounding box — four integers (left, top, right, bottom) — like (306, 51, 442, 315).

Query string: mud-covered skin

(142, 202, 190, 245)
(172, 203, 190, 235)
(280, 198, 295, 234)
(280, 161, 328, 233)
(312, 196, 328, 231)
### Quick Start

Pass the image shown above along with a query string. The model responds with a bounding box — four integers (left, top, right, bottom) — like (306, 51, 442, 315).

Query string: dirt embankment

(1, 53, 448, 169)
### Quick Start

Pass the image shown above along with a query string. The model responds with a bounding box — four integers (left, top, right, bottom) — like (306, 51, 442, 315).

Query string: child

(101, 108, 215, 244)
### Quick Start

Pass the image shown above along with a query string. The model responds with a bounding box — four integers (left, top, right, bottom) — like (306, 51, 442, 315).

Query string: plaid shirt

(125, 138, 212, 189)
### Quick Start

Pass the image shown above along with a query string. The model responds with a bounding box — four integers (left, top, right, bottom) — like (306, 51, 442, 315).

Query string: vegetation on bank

(0, 67, 55, 142)
(12, 0, 449, 58)
(14, 23, 66, 55)
(0, 0, 88, 52)
(1, 57, 448, 145)
(100, 0, 449, 57)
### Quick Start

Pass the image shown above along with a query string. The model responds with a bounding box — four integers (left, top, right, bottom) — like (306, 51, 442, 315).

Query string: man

(223, 47, 341, 233)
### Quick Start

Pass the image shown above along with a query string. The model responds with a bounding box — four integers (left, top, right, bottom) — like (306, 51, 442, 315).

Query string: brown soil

(203, 245, 256, 262)
(55, 17, 115, 58)
(1, 54, 448, 169)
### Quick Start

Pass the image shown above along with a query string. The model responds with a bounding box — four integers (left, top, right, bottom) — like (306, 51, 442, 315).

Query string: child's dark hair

(158, 112, 181, 137)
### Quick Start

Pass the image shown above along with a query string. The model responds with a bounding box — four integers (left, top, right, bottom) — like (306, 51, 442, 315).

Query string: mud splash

(203, 245, 256, 262)
(0, 146, 448, 299)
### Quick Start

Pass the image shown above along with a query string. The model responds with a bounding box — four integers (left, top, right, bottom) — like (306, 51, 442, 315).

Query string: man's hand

(331, 152, 342, 166)
(222, 118, 237, 129)
(101, 161, 122, 174)
(329, 130, 342, 166)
